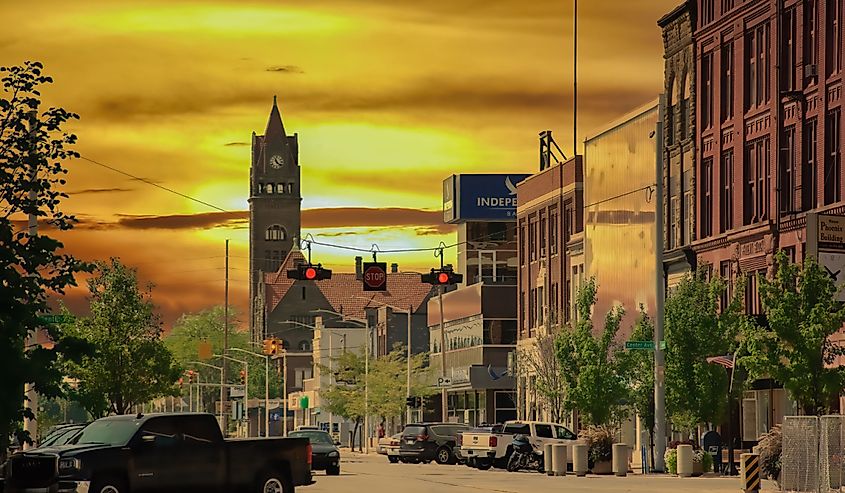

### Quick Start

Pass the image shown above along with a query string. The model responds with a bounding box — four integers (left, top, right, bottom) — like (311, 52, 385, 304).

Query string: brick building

(515, 156, 584, 422)
(660, 0, 845, 440)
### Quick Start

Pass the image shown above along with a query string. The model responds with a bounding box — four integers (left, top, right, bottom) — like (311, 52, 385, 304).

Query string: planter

(591, 460, 613, 475)
(692, 461, 703, 477)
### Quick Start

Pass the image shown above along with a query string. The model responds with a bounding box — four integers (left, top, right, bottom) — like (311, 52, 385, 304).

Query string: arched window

(277, 183, 285, 194)
(265, 183, 274, 194)
(287, 183, 294, 194)
(265, 225, 286, 241)
(298, 340, 312, 351)
(258, 182, 264, 194)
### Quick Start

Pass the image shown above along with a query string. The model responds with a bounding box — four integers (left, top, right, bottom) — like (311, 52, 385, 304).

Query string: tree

(740, 252, 845, 416)
(165, 306, 283, 409)
(368, 346, 436, 422)
(319, 351, 366, 450)
(518, 332, 566, 422)
(64, 259, 181, 417)
(555, 277, 629, 427)
(620, 307, 655, 462)
(664, 267, 743, 434)
(0, 61, 89, 455)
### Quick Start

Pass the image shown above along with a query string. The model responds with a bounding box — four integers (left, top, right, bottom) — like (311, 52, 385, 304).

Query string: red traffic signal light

(287, 263, 332, 281)
(421, 267, 463, 286)
(239, 370, 246, 385)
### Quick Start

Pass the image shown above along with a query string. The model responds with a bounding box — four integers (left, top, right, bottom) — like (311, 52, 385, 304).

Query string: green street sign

(38, 314, 74, 325)
(625, 340, 667, 350)
(299, 395, 309, 410)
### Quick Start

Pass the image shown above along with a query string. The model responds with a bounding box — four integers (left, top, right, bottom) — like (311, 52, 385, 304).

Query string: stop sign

(362, 262, 387, 291)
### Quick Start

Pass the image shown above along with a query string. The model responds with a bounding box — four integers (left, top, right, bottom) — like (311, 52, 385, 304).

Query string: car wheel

(436, 446, 452, 465)
(257, 471, 294, 493)
(327, 465, 341, 476)
(476, 460, 493, 471)
(91, 476, 128, 493)
(388, 456, 399, 463)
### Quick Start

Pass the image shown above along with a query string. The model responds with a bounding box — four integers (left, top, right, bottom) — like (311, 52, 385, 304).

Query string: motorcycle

(506, 434, 544, 472)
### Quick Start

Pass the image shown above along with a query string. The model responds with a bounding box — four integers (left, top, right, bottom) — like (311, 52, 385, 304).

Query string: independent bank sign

(442, 174, 530, 224)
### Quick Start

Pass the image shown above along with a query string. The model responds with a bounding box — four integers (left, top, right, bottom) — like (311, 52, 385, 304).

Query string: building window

(719, 261, 732, 311)
(529, 220, 537, 262)
(746, 22, 770, 110)
(702, 53, 714, 129)
(536, 286, 544, 326)
(258, 182, 264, 194)
(667, 77, 675, 146)
(744, 137, 771, 224)
(564, 279, 571, 323)
(744, 269, 766, 315)
(519, 223, 526, 266)
(781, 126, 797, 213)
(720, 151, 734, 232)
(805, 0, 819, 78)
(670, 196, 681, 248)
(539, 213, 547, 258)
(722, 0, 734, 12)
(520, 292, 526, 332)
(277, 183, 285, 194)
(701, 0, 714, 25)
(782, 8, 796, 91)
(287, 183, 294, 194)
(265, 183, 274, 194)
(680, 75, 690, 138)
(529, 288, 536, 329)
(721, 42, 734, 121)
(825, 108, 842, 205)
(701, 158, 713, 238)
(684, 190, 694, 244)
(803, 119, 819, 211)
(828, 0, 842, 76)
(298, 340, 312, 352)
(265, 224, 287, 241)
(549, 208, 558, 255)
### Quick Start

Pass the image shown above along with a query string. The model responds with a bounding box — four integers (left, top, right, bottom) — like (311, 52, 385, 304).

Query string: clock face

(270, 154, 284, 168)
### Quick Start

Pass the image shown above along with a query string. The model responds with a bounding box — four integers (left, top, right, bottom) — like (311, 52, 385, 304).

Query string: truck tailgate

(460, 432, 498, 451)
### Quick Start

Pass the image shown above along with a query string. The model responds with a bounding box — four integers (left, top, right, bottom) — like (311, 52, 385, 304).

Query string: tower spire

(265, 95, 286, 138)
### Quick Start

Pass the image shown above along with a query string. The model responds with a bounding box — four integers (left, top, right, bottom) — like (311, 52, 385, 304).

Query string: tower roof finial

(273, 95, 277, 106)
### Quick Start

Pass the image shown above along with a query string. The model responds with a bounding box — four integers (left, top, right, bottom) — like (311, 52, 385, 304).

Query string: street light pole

(229, 347, 270, 438)
(439, 285, 447, 422)
(407, 305, 412, 425)
(365, 319, 370, 454)
(653, 94, 667, 472)
(189, 361, 224, 431)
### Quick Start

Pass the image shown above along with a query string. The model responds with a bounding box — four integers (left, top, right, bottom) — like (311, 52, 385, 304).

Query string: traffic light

(178, 377, 183, 389)
(421, 266, 463, 285)
(263, 337, 281, 356)
(186, 370, 196, 384)
(287, 263, 332, 280)
(239, 370, 246, 385)
(406, 396, 415, 408)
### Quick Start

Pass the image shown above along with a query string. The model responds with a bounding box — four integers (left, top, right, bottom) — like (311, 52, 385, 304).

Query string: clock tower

(249, 96, 301, 339)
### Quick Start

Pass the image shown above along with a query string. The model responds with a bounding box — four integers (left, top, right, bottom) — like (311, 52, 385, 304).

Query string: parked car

(384, 433, 401, 463)
(289, 429, 340, 476)
(460, 420, 578, 470)
(398, 423, 469, 465)
(1, 412, 313, 493)
(456, 424, 502, 470)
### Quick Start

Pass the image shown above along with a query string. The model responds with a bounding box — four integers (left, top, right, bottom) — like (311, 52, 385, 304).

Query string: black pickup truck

(1, 413, 313, 493)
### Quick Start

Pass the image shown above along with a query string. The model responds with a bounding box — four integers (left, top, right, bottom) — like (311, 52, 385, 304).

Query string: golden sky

(1, 0, 680, 327)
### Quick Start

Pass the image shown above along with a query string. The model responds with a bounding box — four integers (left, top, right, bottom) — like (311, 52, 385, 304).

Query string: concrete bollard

(572, 443, 588, 476)
(612, 443, 628, 477)
(552, 444, 568, 476)
(544, 443, 554, 475)
(677, 444, 694, 477)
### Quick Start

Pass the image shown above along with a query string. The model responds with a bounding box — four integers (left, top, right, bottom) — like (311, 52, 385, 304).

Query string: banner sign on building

(807, 212, 845, 301)
(442, 174, 530, 224)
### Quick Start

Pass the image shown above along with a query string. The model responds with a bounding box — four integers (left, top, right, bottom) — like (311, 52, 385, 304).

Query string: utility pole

(406, 305, 412, 425)
(573, 0, 578, 156)
(282, 351, 288, 437)
(223, 239, 229, 434)
(365, 320, 370, 453)
(439, 285, 447, 422)
(23, 111, 38, 450)
(654, 95, 667, 472)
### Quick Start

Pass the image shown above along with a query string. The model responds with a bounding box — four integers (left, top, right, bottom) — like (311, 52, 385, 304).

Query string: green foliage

(164, 306, 281, 401)
(664, 449, 678, 474)
(319, 350, 366, 423)
(64, 259, 181, 417)
(740, 252, 845, 416)
(368, 346, 436, 420)
(620, 308, 655, 435)
(555, 277, 629, 427)
(664, 268, 743, 433)
(758, 425, 782, 482)
(0, 61, 90, 454)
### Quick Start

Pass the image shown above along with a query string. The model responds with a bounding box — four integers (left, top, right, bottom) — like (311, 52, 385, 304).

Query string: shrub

(578, 426, 615, 465)
(758, 425, 782, 483)
(664, 448, 678, 474)
(665, 441, 712, 474)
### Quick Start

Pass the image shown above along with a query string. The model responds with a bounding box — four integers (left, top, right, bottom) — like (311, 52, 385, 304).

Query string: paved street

(307, 452, 778, 493)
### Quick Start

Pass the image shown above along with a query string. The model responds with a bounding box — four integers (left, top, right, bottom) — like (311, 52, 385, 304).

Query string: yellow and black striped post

(740, 453, 761, 492)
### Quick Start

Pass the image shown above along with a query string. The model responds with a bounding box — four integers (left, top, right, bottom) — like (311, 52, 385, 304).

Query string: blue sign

(442, 174, 530, 223)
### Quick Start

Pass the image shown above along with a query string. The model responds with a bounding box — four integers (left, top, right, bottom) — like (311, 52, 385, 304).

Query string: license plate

(405, 439, 415, 445)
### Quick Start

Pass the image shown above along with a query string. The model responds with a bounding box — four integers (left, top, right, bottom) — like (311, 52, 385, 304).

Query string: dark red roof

(264, 249, 433, 318)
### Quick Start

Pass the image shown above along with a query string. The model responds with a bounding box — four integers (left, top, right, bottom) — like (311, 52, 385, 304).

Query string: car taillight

(416, 434, 429, 442)
(458, 435, 463, 446)
(489, 436, 497, 447)
(306, 444, 312, 465)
